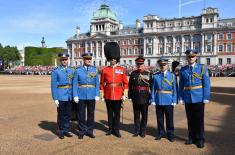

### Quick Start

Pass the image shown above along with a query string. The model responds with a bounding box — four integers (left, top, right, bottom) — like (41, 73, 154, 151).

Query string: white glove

(74, 97, 79, 103)
(171, 103, 176, 106)
(95, 96, 100, 101)
(179, 100, 185, 105)
(151, 102, 156, 106)
(54, 100, 59, 107)
(121, 95, 126, 101)
(203, 100, 209, 104)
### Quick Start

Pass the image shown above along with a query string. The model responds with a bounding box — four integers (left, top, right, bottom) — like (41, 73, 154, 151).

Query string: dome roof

(92, 4, 117, 21)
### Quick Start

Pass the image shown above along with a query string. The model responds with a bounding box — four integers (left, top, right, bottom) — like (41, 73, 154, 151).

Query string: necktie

(190, 66, 193, 73)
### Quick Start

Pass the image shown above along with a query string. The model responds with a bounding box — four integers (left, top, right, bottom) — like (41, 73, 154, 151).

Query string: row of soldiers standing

(51, 42, 210, 149)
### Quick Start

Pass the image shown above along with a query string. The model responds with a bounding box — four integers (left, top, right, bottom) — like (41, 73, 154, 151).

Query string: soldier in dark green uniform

(128, 57, 151, 138)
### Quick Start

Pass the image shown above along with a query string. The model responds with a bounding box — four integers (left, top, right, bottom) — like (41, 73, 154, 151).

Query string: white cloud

(180, 0, 203, 7)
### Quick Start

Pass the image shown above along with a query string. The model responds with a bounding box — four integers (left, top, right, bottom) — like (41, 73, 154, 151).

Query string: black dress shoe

(196, 141, 204, 148)
(59, 135, 64, 139)
(64, 132, 73, 137)
(86, 133, 95, 138)
(167, 137, 175, 142)
(113, 132, 121, 138)
(78, 134, 84, 139)
(185, 139, 193, 145)
(133, 132, 139, 137)
(106, 130, 112, 136)
(139, 133, 146, 138)
(155, 135, 163, 140)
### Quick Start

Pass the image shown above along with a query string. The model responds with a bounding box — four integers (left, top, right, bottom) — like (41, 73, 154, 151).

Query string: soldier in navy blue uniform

(73, 52, 100, 139)
(128, 57, 151, 138)
(150, 56, 177, 142)
(51, 53, 74, 139)
(179, 49, 210, 148)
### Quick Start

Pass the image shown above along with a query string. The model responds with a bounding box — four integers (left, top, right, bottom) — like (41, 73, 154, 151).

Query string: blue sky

(0, 0, 234, 50)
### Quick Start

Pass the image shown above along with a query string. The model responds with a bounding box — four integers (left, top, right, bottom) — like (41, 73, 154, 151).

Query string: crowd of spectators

(1, 64, 235, 77)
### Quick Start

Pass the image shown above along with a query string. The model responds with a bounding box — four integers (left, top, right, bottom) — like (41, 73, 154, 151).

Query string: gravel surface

(0, 75, 235, 155)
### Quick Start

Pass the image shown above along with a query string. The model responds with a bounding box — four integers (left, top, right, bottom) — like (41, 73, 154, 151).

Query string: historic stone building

(66, 4, 235, 66)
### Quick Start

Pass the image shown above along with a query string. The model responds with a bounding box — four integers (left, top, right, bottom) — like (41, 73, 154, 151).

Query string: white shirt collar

(161, 70, 167, 76)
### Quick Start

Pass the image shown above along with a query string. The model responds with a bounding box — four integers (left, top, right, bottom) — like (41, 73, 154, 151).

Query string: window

(227, 58, 231, 64)
(147, 48, 152, 55)
(227, 33, 232, 40)
(207, 44, 211, 52)
(134, 48, 138, 55)
(148, 59, 151, 66)
(219, 33, 223, 40)
(176, 47, 181, 53)
(167, 47, 172, 53)
(123, 60, 126, 65)
(129, 60, 132, 65)
(140, 48, 144, 55)
(128, 49, 133, 55)
(219, 58, 223, 65)
(227, 43, 231, 52)
(139, 39, 143, 44)
(129, 39, 132, 45)
(206, 58, 210, 65)
(219, 45, 223, 52)
(134, 39, 138, 45)
(147, 38, 152, 43)
(206, 34, 211, 40)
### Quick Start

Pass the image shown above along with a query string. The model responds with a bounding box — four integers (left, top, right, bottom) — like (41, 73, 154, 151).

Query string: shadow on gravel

(38, 121, 58, 136)
(209, 86, 235, 155)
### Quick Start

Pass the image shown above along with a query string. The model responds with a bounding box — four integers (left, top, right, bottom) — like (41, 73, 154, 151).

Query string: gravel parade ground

(0, 75, 235, 155)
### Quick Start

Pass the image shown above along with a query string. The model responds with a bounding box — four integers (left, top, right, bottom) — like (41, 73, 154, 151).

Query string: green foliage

(0, 44, 21, 68)
(24, 47, 64, 66)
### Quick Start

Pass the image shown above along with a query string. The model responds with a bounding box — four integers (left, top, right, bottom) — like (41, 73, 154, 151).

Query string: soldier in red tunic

(100, 42, 128, 138)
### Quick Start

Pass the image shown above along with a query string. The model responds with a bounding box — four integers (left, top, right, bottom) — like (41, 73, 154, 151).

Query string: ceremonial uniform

(101, 42, 128, 138)
(150, 57, 177, 142)
(179, 49, 210, 148)
(51, 53, 74, 138)
(73, 52, 100, 139)
(128, 57, 151, 137)
(100, 65, 128, 134)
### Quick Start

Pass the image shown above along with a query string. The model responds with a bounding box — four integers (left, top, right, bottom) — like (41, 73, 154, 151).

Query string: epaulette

(152, 71, 161, 75)
(53, 66, 59, 70)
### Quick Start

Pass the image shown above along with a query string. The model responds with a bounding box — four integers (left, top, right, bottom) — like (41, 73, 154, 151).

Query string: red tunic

(100, 65, 128, 100)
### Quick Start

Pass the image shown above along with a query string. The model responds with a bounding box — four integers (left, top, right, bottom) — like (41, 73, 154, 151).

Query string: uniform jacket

(51, 66, 74, 101)
(100, 65, 128, 100)
(128, 69, 151, 104)
(179, 63, 210, 103)
(73, 66, 100, 100)
(150, 70, 177, 105)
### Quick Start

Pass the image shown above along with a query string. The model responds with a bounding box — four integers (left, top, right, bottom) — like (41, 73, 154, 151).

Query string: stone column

(101, 41, 105, 66)
(153, 36, 157, 56)
(213, 32, 217, 55)
(201, 33, 204, 54)
(95, 41, 99, 66)
(85, 41, 88, 53)
(191, 34, 194, 49)
(143, 37, 146, 57)
(172, 35, 176, 54)
(164, 36, 167, 55)
(71, 43, 75, 67)
(181, 35, 185, 54)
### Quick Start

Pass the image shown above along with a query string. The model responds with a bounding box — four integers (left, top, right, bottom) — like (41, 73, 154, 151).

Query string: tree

(0, 43, 21, 69)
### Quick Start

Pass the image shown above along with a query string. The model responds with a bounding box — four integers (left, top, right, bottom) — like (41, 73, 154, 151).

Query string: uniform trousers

(155, 105, 174, 138)
(57, 101, 72, 135)
(77, 100, 96, 136)
(132, 101, 148, 134)
(185, 102, 205, 142)
(105, 100, 122, 133)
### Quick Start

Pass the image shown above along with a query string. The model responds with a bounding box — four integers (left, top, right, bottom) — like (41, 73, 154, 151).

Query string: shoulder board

(53, 66, 59, 70)
(153, 71, 161, 75)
